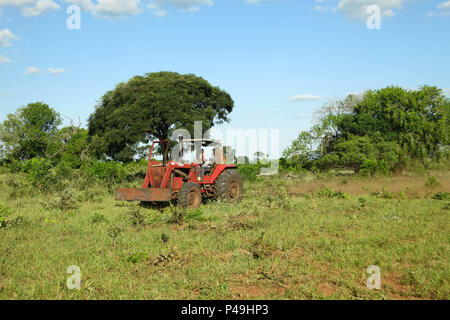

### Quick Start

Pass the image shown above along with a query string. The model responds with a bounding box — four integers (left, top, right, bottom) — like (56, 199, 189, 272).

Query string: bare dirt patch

(288, 175, 450, 197)
(230, 284, 287, 299)
(318, 282, 338, 296)
(383, 272, 414, 300)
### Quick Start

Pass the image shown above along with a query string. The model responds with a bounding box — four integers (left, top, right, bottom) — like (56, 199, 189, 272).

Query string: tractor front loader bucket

(115, 188, 172, 202)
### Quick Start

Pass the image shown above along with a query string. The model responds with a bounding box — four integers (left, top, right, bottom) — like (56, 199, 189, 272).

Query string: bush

(316, 188, 350, 199)
(432, 192, 449, 200)
(360, 159, 391, 176)
(279, 157, 306, 172)
(41, 189, 79, 211)
(23, 158, 56, 190)
(0, 202, 12, 227)
(90, 212, 107, 224)
(129, 206, 146, 227)
(376, 159, 391, 175)
(85, 160, 126, 183)
(123, 159, 148, 182)
(237, 164, 261, 181)
(360, 159, 378, 176)
(425, 176, 439, 188)
(237, 162, 275, 181)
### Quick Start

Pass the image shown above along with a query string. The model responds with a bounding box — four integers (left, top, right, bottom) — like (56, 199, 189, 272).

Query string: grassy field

(0, 168, 449, 300)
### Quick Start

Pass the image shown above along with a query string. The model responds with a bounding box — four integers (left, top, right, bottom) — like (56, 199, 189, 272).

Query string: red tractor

(116, 139, 243, 209)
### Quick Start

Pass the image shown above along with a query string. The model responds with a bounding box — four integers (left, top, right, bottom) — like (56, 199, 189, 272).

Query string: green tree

(284, 86, 449, 173)
(88, 72, 234, 162)
(336, 86, 449, 169)
(0, 102, 61, 160)
(59, 127, 89, 168)
(282, 130, 317, 167)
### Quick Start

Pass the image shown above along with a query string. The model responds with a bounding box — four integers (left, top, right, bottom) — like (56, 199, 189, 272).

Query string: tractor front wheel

(214, 169, 243, 203)
(178, 182, 202, 209)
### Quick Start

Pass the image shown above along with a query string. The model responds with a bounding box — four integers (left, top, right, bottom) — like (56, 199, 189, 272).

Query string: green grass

(0, 170, 449, 300)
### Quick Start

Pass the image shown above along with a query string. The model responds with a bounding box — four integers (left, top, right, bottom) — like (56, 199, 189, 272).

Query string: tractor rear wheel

(178, 182, 202, 209)
(214, 169, 243, 203)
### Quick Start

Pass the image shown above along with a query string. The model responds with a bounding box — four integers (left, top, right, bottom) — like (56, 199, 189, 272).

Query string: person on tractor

(116, 139, 244, 209)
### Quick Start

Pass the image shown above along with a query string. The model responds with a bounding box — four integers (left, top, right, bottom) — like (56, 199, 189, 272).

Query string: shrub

(316, 188, 350, 199)
(425, 176, 439, 188)
(372, 187, 394, 199)
(237, 164, 262, 181)
(279, 157, 305, 172)
(360, 159, 378, 176)
(41, 189, 79, 211)
(127, 251, 148, 264)
(185, 208, 207, 222)
(108, 226, 122, 246)
(85, 160, 126, 183)
(55, 163, 73, 179)
(22, 158, 56, 190)
(90, 212, 107, 224)
(166, 205, 185, 224)
(0, 202, 12, 228)
(432, 192, 449, 200)
(0, 201, 11, 228)
(129, 206, 146, 226)
(376, 159, 391, 175)
(360, 159, 391, 176)
(59, 128, 88, 169)
(123, 159, 148, 182)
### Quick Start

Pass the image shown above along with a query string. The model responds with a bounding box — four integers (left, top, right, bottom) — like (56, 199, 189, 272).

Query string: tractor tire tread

(178, 182, 202, 209)
(214, 169, 243, 202)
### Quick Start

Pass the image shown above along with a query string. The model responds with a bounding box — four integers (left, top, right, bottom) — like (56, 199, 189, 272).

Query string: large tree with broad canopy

(88, 72, 234, 162)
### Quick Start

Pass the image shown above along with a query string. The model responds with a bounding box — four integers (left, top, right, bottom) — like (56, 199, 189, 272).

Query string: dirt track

(288, 174, 450, 197)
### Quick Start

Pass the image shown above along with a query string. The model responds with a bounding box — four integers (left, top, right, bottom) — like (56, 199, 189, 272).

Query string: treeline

(281, 86, 450, 175)
(0, 102, 146, 190)
(0, 71, 235, 190)
(0, 85, 449, 191)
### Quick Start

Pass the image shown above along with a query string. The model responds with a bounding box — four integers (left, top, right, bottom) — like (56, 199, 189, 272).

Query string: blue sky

(1, 0, 449, 153)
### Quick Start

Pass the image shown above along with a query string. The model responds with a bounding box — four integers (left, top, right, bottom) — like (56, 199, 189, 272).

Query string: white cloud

(316, 0, 414, 22)
(1, 0, 253, 19)
(25, 66, 44, 74)
(0, 53, 11, 63)
(48, 67, 65, 74)
(0, 29, 19, 47)
(147, 0, 213, 16)
(289, 94, 321, 102)
(95, 0, 142, 18)
(245, 0, 280, 5)
(147, 3, 165, 16)
(438, 1, 450, 10)
(0, 0, 34, 6)
(428, 1, 450, 17)
(22, 0, 60, 17)
(0, 0, 59, 17)
(67, 0, 143, 18)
